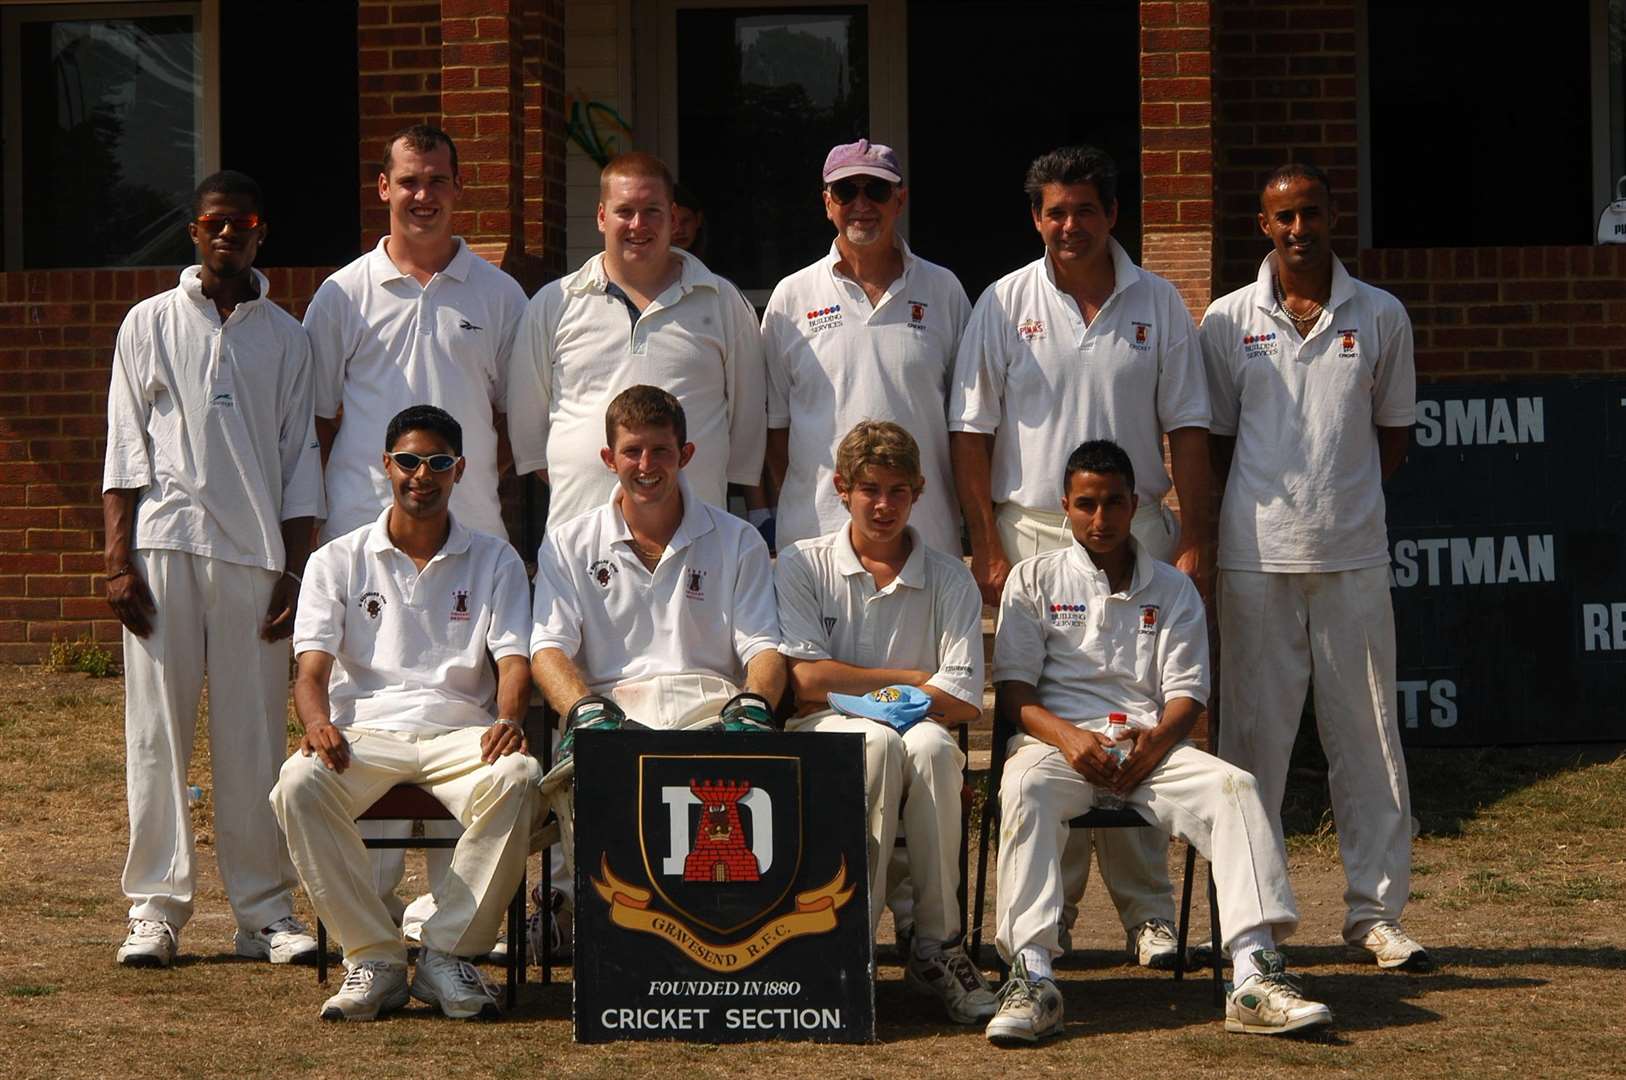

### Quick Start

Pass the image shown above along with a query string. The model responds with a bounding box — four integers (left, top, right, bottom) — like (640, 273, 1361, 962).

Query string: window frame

(1, 0, 220, 270)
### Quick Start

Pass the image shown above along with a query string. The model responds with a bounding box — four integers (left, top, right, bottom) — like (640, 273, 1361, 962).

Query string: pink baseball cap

(822, 139, 902, 184)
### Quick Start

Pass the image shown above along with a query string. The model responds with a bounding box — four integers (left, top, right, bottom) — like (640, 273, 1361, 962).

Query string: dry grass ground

(2, 665, 1623, 1079)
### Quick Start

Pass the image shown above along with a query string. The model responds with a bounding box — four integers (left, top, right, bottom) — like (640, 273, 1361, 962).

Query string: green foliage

(43, 635, 117, 678)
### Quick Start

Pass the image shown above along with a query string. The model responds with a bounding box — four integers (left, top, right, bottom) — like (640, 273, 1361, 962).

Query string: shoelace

(443, 956, 495, 998)
(943, 950, 985, 992)
(263, 915, 304, 936)
(339, 963, 382, 994)
(995, 974, 1037, 1008)
(129, 918, 171, 941)
(1371, 922, 1410, 945)
(1255, 968, 1309, 1000)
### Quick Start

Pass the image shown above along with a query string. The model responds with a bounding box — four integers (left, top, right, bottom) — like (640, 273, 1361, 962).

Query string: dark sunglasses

(827, 178, 895, 205)
(194, 213, 263, 233)
(388, 451, 459, 473)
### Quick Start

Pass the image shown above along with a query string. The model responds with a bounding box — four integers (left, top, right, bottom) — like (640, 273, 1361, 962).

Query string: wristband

(495, 717, 523, 736)
(282, 569, 303, 585)
(105, 566, 134, 583)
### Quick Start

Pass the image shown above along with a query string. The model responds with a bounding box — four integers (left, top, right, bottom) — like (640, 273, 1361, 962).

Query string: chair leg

(1208, 869, 1224, 1010)
(506, 869, 523, 1010)
(317, 918, 328, 985)
(540, 837, 553, 985)
(1174, 841, 1197, 983)
(971, 788, 998, 963)
(957, 722, 970, 942)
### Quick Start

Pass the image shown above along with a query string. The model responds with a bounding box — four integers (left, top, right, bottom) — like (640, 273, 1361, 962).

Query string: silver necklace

(1273, 274, 1324, 327)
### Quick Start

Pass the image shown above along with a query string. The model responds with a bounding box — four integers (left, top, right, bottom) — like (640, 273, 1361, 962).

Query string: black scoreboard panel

(1386, 380, 1626, 746)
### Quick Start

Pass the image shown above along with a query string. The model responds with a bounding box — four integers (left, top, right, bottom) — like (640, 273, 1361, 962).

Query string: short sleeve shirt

(303, 238, 528, 541)
(102, 267, 323, 571)
(774, 525, 984, 708)
(1200, 256, 1416, 572)
(762, 239, 970, 554)
(992, 539, 1209, 732)
(949, 239, 1210, 510)
(293, 509, 532, 734)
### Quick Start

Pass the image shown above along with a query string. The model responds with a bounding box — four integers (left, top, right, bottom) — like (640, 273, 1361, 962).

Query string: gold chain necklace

(1273, 273, 1325, 328)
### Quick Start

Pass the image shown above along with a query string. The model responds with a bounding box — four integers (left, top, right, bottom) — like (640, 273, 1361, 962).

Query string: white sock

(1228, 928, 1276, 985)
(1018, 946, 1054, 981)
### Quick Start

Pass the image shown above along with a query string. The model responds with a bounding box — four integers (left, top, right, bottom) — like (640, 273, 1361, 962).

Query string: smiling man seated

(272, 405, 539, 1022)
(986, 439, 1330, 1045)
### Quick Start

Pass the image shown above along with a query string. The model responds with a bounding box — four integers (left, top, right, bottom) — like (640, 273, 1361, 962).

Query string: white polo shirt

(763, 239, 969, 555)
(304, 238, 527, 542)
(949, 239, 1210, 511)
(1200, 256, 1416, 573)
(993, 538, 1208, 734)
(775, 525, 983, 709)
(102, 266, 323, 571)
(293, 509, 531, 734)
(529, 477, 780, 699)
(505, 249, 767, 527)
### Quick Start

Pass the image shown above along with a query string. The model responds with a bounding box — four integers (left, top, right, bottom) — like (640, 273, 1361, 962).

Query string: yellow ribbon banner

(592, 854, 855, 973)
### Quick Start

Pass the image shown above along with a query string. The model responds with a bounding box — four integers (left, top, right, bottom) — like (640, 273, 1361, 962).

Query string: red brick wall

(0, 267, 330, 662)
(524, 0, 569, 285)
(359, 0, 444, 248)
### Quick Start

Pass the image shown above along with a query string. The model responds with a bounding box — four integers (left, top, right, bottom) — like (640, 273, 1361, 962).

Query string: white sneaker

(1128, 917, 1182, 970)
(234, 915, 319, 964)
(1358, 921, 1433, 971)
(905, 940, 999, 1024)
(984, 956, 1064, 1046)
(411, 948, 501, 1019)
(1225, 950, 1332, 1035)
(117, 919, 177, 968)
(320, 960, 409, 1022)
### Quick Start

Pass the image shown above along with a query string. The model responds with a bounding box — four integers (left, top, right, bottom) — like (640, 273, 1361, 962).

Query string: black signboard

(1387, 379, 1626, 745)
(572, 730, 874, 1043)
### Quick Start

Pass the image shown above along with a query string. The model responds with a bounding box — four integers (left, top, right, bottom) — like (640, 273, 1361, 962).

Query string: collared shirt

(993, 538, 1209, 733)
(303, 237, 528, 542)
(775, 524, 984, 708)
(762, 238, 970, 555)
(1200, 255, 1416, 573)
(102, 266, 322, 571)
(949, 239, 1210, 511)
(505, 249, 768, 527)
(529, 476, 780, 696)
(293, 508, 531, 734)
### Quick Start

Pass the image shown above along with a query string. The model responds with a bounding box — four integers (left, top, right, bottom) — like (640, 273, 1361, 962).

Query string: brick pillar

(358, 1, 444, 249)
(1140, 0, 1218, 322)
(440, 0, 527, 269)
(524, 0, 569, 287)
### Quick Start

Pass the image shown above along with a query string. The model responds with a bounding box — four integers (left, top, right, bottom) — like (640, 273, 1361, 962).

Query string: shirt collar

(363, 505, 471, 558)
(1039, 236, 1141, 302)
(564, 248, 720, 299)
(178, 265, 271, 319)
(1063, 534, 1156, 599)
(608, 474, 714, 554)
(823, 234, 918, 281)
(1251, 252, 1357, 313)
(834, 524, 927, 592)
(367, 236, 472, 286)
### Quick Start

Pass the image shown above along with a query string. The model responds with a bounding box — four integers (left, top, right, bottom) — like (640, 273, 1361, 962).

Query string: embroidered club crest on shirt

(450, 589, 471, 621)
(1139, 603, 1160, 635)
(1017, 318, 1046, 342)
(822, 616, 837, 636)
(359, 591, 387, 620)
(1048, 601, 1087, 628)
(908, 300, 928, 328)
(1338, 328, 1359, 356)
(589, 559, 617, 588)
(685, 568, 707, 600)
(1131, 321, 1152, 351)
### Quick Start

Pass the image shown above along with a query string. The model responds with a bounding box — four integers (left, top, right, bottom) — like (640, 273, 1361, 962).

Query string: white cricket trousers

(272, 725, 540, 964)
(121, 548, 300, 933)
(1217, 566, 1412, 942)
(994, 739, 1298, 963)
(996, 500, 1181, 930)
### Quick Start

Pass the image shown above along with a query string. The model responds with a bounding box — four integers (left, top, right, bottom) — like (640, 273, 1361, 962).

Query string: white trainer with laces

(320, 960, 409, 1022)
(905, 939, 999, 1023)
(1225, 950, 1332, 1035)
(117, 919, 178, 968)
(1128, 917, 1182, 970)
(234, 915, 319, 964)
(1358, 921, 1433, 970)
(984, 955, 1064, 1046)
(412, 947, 501, 1019)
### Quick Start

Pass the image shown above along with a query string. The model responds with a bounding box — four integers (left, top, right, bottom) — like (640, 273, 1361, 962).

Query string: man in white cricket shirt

(775, 421, 996, 1023)
(529, 386, 785, 876)
(950, 145, 1213, 968)
(985, 440, 1329, 1045)
(1201, 162, 1428, 972)
(103, 170, 320, 968)
(273, 405, 538, 1022)
(506, 152, 767, 528)
(762, 139, 969, 556)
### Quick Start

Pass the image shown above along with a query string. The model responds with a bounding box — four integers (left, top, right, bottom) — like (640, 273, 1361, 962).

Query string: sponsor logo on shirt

(1242, 331, 1279, 359)
(459, 319, 483, 332)
(1139, 603, 1160, 635)
(942, 663, 973, 677)
(1017, 318, 1046, 343)
(804, 304, 843, 334)
(450, 589, 471, 621)
(685, 568, 707, 600)
(908, 300, 928, 328)
(359, 591, 387, 620)
(589, 559, 618, 588)
(210, 392, 235, 408)
(822, 616, 837, 636)
(1048, 601, 1087, 628)
(1131, 321, 1152, 351)
(1338, 328, 1359, 357)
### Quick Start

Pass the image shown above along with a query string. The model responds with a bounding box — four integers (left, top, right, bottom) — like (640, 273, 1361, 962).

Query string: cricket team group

(100, 123, 1427, 1043)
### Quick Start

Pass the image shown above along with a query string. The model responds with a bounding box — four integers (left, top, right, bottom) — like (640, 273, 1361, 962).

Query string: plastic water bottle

(1095, 713, 1132, 810)
(187, 785, 204, 806)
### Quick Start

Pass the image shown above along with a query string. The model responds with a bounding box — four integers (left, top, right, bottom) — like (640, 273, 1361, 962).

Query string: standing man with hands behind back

(103, 170, 322, 968)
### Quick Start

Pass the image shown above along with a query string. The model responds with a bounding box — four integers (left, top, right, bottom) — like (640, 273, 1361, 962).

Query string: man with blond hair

(506, 153, 767, 529)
